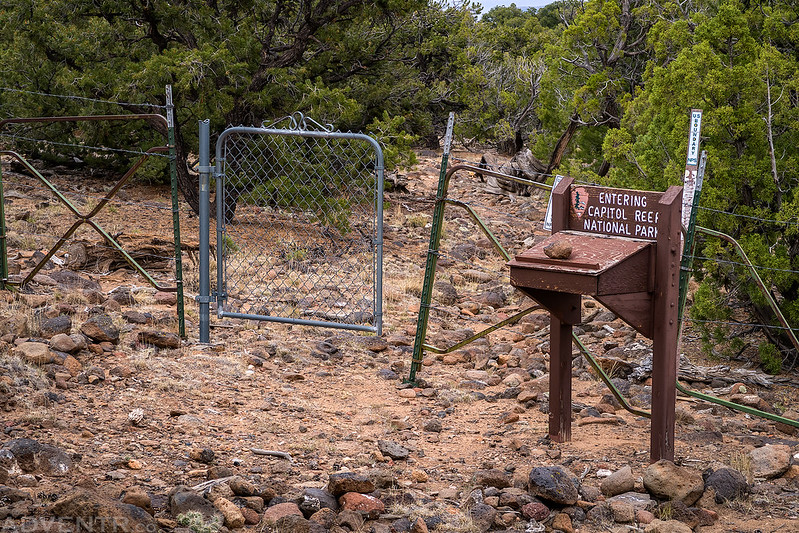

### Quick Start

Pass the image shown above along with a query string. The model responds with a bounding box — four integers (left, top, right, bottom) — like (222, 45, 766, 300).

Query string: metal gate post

(215, 132, 225, 319)
(375, 154, 385, 337)
(198, 119, 211, 343)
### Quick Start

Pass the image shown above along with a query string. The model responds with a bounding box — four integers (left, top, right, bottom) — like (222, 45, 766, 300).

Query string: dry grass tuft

(729, 451, 753, 484)
(0, 353, 50, 390)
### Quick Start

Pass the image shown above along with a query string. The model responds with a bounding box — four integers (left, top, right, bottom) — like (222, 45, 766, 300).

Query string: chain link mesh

(218, 130, 379, 329)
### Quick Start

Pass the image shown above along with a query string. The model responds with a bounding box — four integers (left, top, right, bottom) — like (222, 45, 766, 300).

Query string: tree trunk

(764, 70, 782, 210)
(497, 130, 524, 156)
(546, 113, 580, 174)
(170, 117, 201, 215)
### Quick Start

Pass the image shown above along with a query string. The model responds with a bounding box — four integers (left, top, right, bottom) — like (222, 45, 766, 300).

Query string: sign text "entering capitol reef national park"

(569, 185, 665, 240)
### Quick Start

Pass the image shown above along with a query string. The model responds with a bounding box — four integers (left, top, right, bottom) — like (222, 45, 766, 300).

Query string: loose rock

(122, 487, 154, 516)
(170, 487, 222, 523)
(327, 472, 375, 496)
(643, 460, 704, 506)
(338, 492, 384, 519)
(40, 315, 72, 338)
(704, 467, 749, 503)
(13, 342, 55, 365)
(189, 448, 215, 465)
(749, 444, 791, 479)
(228, 476, 257, 497)
(543, 240, 572, 259)
(528, 466, 579, 505)
(80, 314, 120, 344)
(49, 271, 101, 290)
(155, 291, 178, 306)
(521, 501, 550, 521)
(262, 501, 303, 525)
(334, 509, 364, 531)
(474, 469, 511, 489)
(377, 440, 410, 460)
(0, 438, 72, 476)
(468, 502, 496, 533)
(609, 500, 636, 523)
(49, 333, 78, 354)
(213, 497, 245, 528)
(138, 329, 181, 349)
(53, 488, 157, 533)
(600, 465, 635, 497)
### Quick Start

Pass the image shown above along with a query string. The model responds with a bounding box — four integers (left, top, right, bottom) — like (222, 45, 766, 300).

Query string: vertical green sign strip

(681, 109, 703, 229)
(408, 113, 455, 383)
(678, 109, 703, 330)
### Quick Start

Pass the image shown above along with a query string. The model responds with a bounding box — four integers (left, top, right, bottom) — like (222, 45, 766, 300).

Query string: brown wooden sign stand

(509, 177, 683, 462)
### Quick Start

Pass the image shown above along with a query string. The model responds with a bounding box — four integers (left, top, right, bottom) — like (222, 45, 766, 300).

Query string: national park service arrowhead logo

(571, 187, 588, 218)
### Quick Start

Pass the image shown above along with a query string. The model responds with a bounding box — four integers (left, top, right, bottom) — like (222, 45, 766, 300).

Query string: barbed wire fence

(389, 153, 568, 377)
(0, 86, 189, 336)
(392, 150, 799, 379)
(1, 85, 796, 369)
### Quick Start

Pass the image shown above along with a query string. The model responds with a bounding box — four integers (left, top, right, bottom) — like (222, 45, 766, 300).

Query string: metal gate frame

(197, 115, 384, 342)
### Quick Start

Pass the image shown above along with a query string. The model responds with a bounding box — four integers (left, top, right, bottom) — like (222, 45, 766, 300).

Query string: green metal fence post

(0, 161, 6, 289)
(408, 113, 455, 383)
(165, 85, 186, 338)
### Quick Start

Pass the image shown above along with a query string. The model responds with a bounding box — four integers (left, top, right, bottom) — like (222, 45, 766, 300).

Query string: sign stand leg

(550, 314, 574, 442)
(546, 292, 581, 443)
(651, 187, 682, 462)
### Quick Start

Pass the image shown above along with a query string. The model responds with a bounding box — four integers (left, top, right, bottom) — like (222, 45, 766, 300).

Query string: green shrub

(758, 343, 782, 375)
(176, 511, 222, 533)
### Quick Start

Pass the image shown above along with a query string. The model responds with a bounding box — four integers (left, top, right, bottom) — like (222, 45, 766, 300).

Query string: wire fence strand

(0, 132, 170, 159)
(698, 206, 799, 228)
(0, 86, 166, 110)
(684, 317, 799, 333)
(0, 94, 796, 347)
(0, 173, 175, 212)
(689, 255, 799, 275)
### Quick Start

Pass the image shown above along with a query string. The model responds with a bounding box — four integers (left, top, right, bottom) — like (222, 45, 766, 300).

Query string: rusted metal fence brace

(0, 103, 186, 337)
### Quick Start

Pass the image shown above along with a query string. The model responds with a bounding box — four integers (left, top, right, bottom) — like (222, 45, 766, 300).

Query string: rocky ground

(0, 152, 798, 533)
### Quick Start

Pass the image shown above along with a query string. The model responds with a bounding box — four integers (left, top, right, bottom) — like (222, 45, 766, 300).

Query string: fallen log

(64, 236, 200, 273)
(476, 148, 548, 196)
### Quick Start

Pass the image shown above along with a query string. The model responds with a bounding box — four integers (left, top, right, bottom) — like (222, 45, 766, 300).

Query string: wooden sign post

(510, 178, 683, 462)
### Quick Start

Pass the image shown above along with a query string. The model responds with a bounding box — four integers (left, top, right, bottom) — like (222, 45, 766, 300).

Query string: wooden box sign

(570, 185, 663, 240)
(510, 232, 653, 298)
(510, 176, 683, 464)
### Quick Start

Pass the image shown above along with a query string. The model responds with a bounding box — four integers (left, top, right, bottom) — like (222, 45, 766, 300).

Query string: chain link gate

(198, 114, 384, 340)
